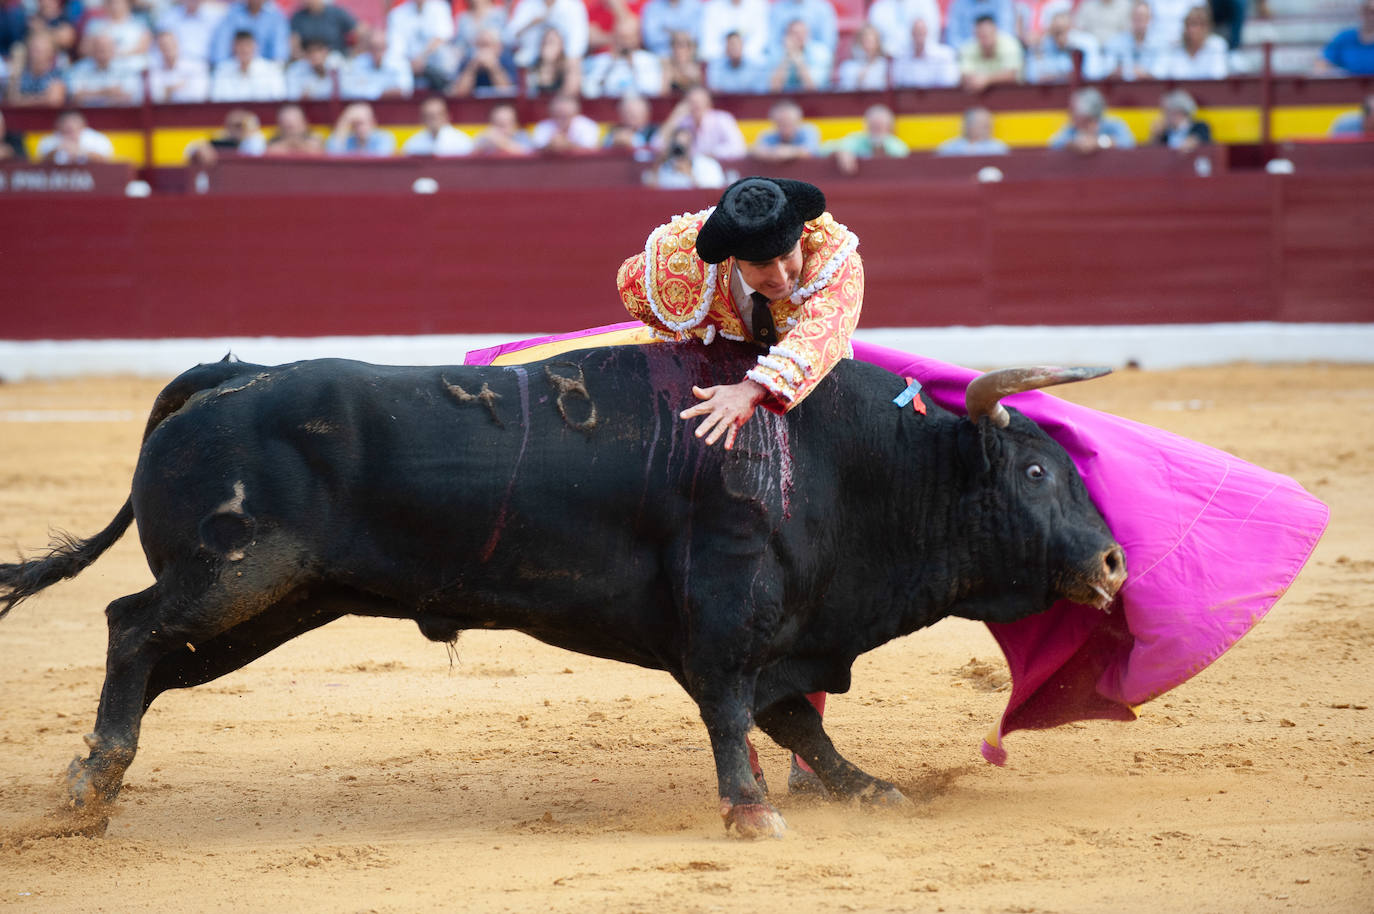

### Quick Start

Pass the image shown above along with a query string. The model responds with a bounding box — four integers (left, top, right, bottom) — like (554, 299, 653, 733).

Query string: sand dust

(0, 365, 1370, 913)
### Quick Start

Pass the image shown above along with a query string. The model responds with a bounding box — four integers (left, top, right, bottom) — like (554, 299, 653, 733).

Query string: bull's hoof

(862, 783, 913, 810)
(64, 755, 122, 811)
(787, 758, 827, 799)
(721, 801, 787, 839)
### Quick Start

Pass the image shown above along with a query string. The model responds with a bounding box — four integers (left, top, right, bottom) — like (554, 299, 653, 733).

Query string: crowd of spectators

(0, 0, 1368, 170)
(1, 0, 1370, 114)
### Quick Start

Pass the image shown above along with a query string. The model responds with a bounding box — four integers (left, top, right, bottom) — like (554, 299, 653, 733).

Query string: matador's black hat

(696, 177, 826, 265)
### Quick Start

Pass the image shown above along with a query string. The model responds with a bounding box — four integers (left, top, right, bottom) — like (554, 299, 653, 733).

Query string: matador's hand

(680, 379, 768, 450)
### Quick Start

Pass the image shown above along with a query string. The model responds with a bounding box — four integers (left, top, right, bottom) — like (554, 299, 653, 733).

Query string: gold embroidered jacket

(616, 208, 864, 411)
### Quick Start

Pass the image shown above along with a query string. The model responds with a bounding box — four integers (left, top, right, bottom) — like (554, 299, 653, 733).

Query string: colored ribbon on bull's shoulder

(893, 377, 927, 415)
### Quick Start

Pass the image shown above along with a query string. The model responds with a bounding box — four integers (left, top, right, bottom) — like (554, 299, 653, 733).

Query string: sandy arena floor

(0, 364, 1370, 913)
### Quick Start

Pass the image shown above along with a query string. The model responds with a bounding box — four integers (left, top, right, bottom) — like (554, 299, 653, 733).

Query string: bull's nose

(1101, 545, 1127, 590)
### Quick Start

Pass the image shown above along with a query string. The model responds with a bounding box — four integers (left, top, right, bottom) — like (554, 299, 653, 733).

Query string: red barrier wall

(4, 172, 1372, 341)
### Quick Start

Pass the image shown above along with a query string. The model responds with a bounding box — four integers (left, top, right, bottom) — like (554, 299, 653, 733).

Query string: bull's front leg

(690, 676, 787, 839)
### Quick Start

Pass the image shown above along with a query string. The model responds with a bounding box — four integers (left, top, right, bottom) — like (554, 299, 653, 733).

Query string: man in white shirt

(284, 36, 337, 99)
(342, 29, 415, 99)
(210, 30, 286, 101)
(37, 110, 116, 163)
(386, 0, 457, 89)
(67, 33, 143, 106)
(530, 93, 600, 151)
(699, 0, 769, 64)
(402, 95, 476, 155)
(583, 17, 663, 97)
(148, 29, 210, 102)
(504, 0, 590, 67)
(866, 0, 941, 59)
(157, 0, 225, 66)
(890, 16, 958, 87)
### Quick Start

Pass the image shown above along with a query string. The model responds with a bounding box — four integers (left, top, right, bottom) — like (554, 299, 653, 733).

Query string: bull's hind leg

(754, 695, 909, 808)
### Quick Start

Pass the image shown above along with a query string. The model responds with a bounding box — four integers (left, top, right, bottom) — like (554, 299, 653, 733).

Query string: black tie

(750, 291, 776, 348)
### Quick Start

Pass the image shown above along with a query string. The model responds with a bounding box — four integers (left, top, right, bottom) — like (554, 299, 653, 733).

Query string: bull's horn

(965, 366, 1113, 428)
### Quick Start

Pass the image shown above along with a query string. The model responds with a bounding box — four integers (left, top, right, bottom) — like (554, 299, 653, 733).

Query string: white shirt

(504, 0, 590, 66)
(402, 124, 475, 156)
(582, 49, 664, 98)
(341, 53, 415, 99)
(386, 0, 456, 62)
(530, 114, 600, 150)
(210, 57, 286, 101)
(890, 41, 958, 88)
(157, 2, 226, 64)
(1155, 34, 1229, 80)
(699, 0, 770, 63)
(866, 0, 941, 58)
(148, 57, 210, 102)
(66, 58, 144, 105)
(36, 127, 117, 163)
(285, 59, 337, 100)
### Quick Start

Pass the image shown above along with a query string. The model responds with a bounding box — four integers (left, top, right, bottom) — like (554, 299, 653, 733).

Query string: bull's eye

(1025, 464, 1046, 481)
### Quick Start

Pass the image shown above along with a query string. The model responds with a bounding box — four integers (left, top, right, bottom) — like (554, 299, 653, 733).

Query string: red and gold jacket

(616, 207, 864, 412)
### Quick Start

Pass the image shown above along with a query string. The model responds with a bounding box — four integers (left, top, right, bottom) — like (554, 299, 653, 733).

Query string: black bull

(0, 342, 1126, 838)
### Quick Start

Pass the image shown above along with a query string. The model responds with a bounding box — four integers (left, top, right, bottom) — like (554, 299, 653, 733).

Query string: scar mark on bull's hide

(301, 418, 336, 434)
(442, 376, 504, 428)
(544, 361, 598, 433)
(216, 372, 271, 397)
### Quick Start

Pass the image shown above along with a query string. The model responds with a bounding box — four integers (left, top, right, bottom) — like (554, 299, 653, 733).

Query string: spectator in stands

(148, 30, 209, 102)
(0, 110, 28, 161)
(387, 0, 457, 91)
(750, 99, 820, 162)
(765, 19, 830, 91)
(655, 85, 746, 159)
(265, 102, 325, 155)
(29, 0, 77, 56)
(1049, 86, 1135, 152)
(866, 0, 940, 59)
(402, 95, 475, 154)
(605, 91, 657, 156)
(1103, 0, 1164, 80)
(1155, 4, 1228, 79)
(448, 25, 517, 97)
(1073, 0, 1130, 49)
(157, 0, 224, 69)
(37, 109, 114, 163)
(505, 0, 590, 68)
(531, 91, 600, 151)
(958, 14, 1024, 90)
(699, 0, 768, 64)
(209, 0, 290, 65)
(185, 107, 267, 165)
(342, 29, 415, 99)
(1014, 0, 1062, 46)
(1026, 10, 1103, 83)
(662, 30, 706, 91)
(67, 33, 143, 106)
(891, 16, 958, 87)
(641, 0, 700, 57)
(211, 30, 286, 101)
(81, 0, 152, 68)
(1146, 0, 1192, 47)
(935, 104, 1010, 155)
(705, 30, 760, 93)
(583, 16, 663, 96)
(6, 31, 68, 107)
(285, 36, 336, 99)
(1329, 94, 1373, 136)
(327, 101, 396, 155)
(946, 0, 1016, 51)
(524, 26, 582, 96)
(289, 0, 357, 58)
(473, 101, 534, 153)
(1316, 0, 1374, 76)
(585, 0, 642, 54)
(454, 0, 508, 62)
(1148, 88, 1212, 151)
(0, 1, 28, 61)
(836, 24, 892, 91)
(828, 103, 908, 174)
(645, 124, 726, 187)
(768, 0, 836, 55)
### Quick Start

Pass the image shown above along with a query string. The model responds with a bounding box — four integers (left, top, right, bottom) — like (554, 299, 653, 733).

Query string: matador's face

(737, 241, 803, 302)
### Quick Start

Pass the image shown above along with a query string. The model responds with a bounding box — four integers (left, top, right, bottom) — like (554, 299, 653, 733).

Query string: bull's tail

(0, 354, 265, 620)
(0, 499, 135, 618)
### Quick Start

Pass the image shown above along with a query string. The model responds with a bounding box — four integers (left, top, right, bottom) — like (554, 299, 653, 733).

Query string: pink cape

(466, 326, 1330, 764)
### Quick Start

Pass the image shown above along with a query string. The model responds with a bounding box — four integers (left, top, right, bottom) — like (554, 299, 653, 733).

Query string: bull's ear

(958, 417, 999, 475)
